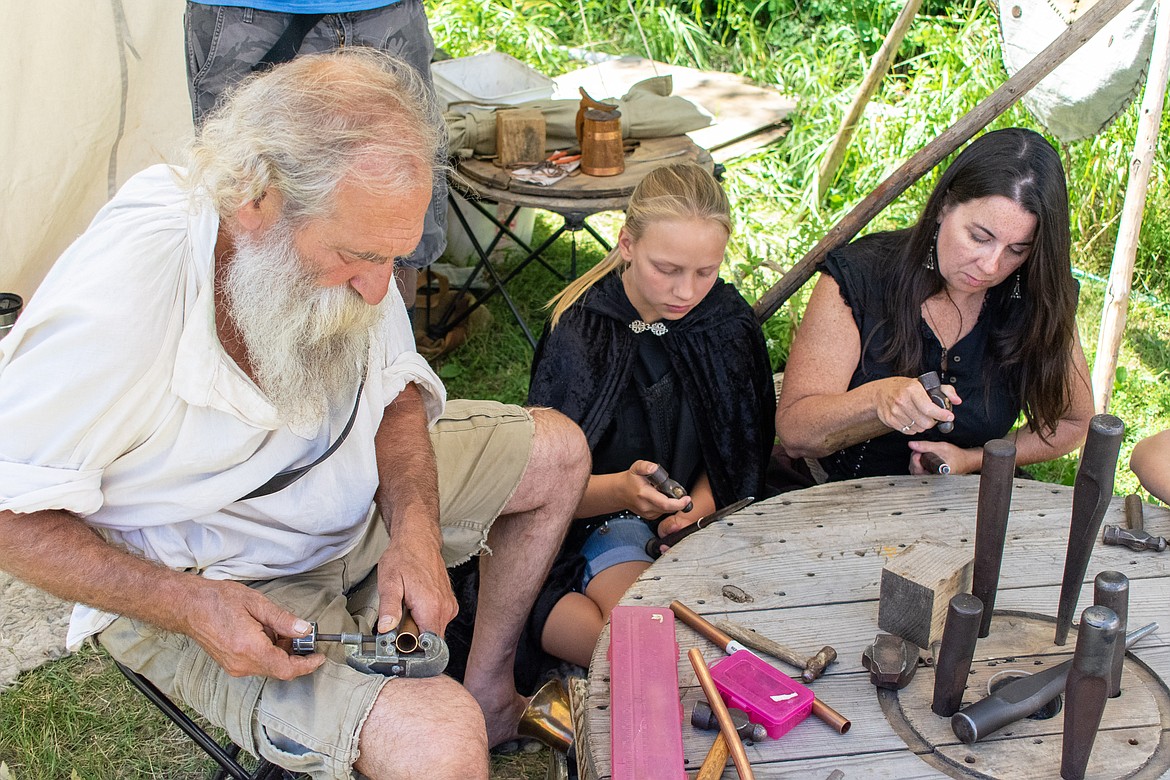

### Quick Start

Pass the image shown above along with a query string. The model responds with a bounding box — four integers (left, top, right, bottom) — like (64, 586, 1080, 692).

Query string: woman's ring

(901, 424, 912, 433)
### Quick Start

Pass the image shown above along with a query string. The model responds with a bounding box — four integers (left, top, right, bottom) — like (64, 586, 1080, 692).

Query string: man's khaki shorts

(99, 400, 534, 780)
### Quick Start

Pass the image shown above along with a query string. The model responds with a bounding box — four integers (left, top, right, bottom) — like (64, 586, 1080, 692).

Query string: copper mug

(580, 108, 624, 177)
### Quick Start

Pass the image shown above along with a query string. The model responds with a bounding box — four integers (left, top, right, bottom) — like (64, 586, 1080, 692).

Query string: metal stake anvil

(862, 634, 919, 690)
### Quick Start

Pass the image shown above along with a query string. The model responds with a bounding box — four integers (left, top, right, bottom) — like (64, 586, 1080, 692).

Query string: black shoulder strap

(251, 14, 325, 72)
(240, 380, 364, 501)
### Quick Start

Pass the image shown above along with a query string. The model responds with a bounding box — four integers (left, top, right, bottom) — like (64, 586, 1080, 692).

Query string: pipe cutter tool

(291, 623, 449, 678)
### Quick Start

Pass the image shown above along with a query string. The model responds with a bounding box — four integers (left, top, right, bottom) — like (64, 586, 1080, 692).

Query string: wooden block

(495, 109, 546, 166)
(878, 540, 973, 649)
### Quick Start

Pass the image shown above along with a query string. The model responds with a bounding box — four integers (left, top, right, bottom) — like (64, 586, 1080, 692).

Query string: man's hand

(375, 527, 458, 637)
(182, 579, 325, 680)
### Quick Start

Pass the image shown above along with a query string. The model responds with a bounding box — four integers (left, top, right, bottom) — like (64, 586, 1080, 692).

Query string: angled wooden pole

(754, 0, 1140, 324)
(817, 0, 924, 201)
(1091, 0, 1170, 413)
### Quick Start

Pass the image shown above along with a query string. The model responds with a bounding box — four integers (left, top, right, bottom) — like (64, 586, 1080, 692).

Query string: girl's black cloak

(528, 271, 775, 507)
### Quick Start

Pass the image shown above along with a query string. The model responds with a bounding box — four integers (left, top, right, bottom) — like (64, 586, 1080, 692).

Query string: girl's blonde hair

(547, 161, 731, 328)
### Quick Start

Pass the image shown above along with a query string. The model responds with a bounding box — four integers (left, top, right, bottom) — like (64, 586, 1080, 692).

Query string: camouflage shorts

(183, 1, 448, 268)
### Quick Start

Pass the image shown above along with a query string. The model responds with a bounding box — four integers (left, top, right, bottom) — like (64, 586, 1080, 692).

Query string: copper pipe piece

(394, 612, 420, 654)
(670, 601, 733, 651)
(688, 648, 755, 780)
(811, 698, 851, 734)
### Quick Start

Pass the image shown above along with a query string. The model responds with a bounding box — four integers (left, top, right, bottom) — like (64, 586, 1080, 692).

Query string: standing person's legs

(429, 402, 589, 746)
(345, 1, 449, 296)
(184, 4, 299, 126)
(182, 2, 448, 296)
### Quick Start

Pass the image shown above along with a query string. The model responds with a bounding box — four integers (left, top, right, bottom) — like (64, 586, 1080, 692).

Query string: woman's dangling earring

(1011, 271, 1022, 300)
(925, 223, 939, 271)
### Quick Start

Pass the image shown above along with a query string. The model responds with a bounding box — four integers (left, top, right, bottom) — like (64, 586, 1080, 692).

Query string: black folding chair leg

(114, 661, 292, 780)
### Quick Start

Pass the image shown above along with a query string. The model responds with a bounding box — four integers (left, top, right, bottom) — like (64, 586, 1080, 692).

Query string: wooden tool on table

(712, 617, 835, 683)
(972, 438, 1016, 637)
(695, 733, 731, 780)
(669, 601, 851, 733)
(1055, 414, 1125, 645)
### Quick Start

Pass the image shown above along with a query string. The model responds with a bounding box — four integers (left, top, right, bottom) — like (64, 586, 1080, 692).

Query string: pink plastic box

(609, 605, 687, 780)
(710, 650, 815, 738)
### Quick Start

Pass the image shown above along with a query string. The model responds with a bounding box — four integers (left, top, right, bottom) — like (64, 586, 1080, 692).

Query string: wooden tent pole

(817, 0, 924, 202)
(753, 0, 1139, 324)
(1091, 0, 1170, 413)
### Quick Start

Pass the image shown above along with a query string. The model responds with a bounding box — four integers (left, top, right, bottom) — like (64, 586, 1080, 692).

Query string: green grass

(5, 0, 1170, 776)
(0, 645, 552, 780)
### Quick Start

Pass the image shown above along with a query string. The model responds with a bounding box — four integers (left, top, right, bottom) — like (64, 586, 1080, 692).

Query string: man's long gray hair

(186, 47, 444, 223)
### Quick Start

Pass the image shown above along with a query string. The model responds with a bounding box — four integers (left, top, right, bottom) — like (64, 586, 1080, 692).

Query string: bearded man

(0, 50, 588, 780)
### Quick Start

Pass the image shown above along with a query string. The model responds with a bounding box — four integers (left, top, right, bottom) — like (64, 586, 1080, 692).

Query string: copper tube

(394, 612, 420, 654)
(811, 698, 851, 734)
(670, 601, 733, 651)
(688, 648, 755, 780)
(695, 733, 732, 780)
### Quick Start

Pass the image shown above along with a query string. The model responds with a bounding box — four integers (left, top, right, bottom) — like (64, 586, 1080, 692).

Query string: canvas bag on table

(443, 75, 712, 157)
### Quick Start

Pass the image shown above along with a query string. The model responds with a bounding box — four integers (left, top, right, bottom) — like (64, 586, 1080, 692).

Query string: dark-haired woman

(776, 127, 1093, 478)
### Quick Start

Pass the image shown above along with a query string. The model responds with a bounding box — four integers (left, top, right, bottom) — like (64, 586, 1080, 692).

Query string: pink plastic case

(710, 650, 814, 738)
(608, 605, 688, 779)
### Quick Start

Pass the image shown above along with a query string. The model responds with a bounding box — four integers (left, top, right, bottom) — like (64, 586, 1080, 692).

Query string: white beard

(222, 222, 384, 428)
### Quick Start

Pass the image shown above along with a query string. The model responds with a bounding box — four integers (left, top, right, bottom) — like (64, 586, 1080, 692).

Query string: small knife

(645, 497, 754, 559)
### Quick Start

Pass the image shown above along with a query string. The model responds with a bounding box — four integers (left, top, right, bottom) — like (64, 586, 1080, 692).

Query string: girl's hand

(622, 460, 692, 518)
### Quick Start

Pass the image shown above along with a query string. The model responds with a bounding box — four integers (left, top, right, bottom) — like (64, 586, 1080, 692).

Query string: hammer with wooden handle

(712, 618, 837, 683)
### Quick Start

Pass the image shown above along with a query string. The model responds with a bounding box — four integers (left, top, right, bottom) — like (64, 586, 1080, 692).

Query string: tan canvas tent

(1, 2, 192, 301)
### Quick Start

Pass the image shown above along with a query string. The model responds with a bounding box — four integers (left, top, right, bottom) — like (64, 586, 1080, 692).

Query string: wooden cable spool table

(580, 475, 1170, 779)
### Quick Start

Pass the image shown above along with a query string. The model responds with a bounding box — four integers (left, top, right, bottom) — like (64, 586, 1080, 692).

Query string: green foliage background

(432, 0, 1170, 493)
